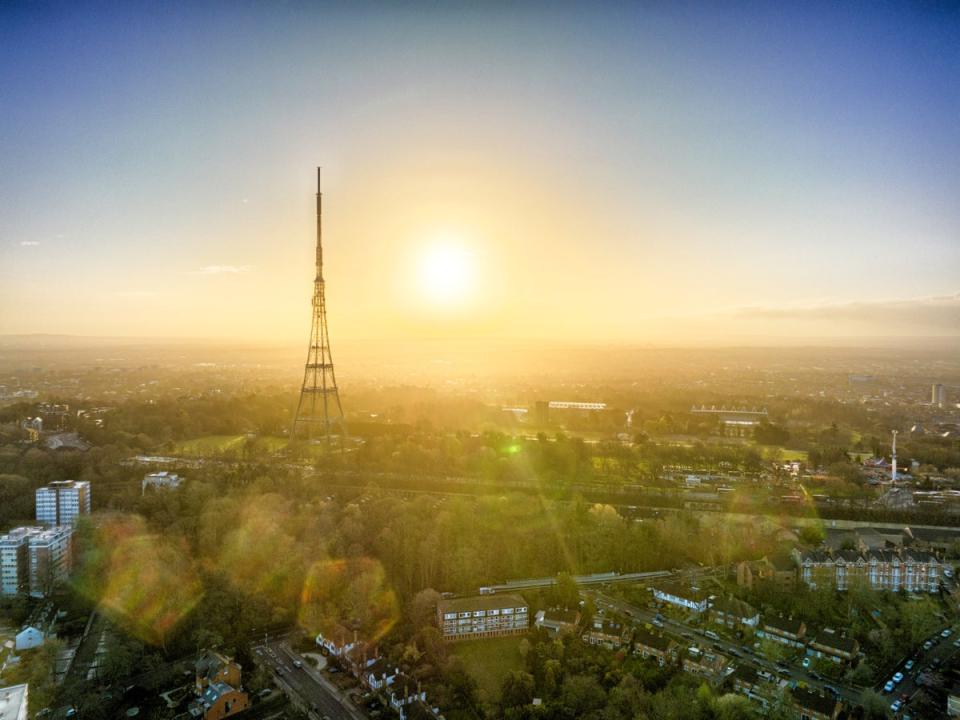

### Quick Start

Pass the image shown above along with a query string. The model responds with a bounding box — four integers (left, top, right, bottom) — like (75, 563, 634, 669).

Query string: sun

(418, 243, 474, 305)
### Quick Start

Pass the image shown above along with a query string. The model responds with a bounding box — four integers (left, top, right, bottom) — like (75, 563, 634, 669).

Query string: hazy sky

(2, 1, 958, 344)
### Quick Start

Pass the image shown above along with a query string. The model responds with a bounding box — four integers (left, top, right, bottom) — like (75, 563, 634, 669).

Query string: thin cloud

(730, 292, 960, 333)
(191, 265, 253, 275)
(20, 241, 40, 247)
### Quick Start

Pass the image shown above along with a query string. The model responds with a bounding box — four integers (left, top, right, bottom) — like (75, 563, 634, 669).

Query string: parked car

(893, 672, 904, 684)
(922, 640, 933, 651)
(883, 681, 895, 693)
(904, 660, 914, 671)
(890, 700, 902, 713)
(941, 628, 952, 638)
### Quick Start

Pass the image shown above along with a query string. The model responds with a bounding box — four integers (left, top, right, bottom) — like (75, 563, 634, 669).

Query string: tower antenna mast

(292, 167, 346, 448)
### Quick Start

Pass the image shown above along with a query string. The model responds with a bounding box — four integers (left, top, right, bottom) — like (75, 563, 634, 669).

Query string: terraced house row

(797, 548, 941, 593)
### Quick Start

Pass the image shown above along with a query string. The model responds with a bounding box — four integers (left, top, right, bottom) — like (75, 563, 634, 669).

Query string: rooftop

(651, 582, 710, 602)
(0, 684, 28, 720)
(811, 631, 858, 654)
(633, 627, 673, 652)
(790, 687, 837, 716)
(437, 594, 527, 614)
(762, 615, 804, 636)
(731, 664, 759, 684)
(537, 608, 579, 625)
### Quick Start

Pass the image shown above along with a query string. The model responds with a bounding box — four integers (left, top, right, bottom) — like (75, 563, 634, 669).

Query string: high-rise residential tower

(36, 480, 91, 526)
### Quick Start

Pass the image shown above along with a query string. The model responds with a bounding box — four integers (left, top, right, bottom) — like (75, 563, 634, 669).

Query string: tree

(409, 588, 441, 630)
(500, 670, 535, 710)
(560, 675, 606, 716)
(714, 693, 757, 720)
(860, 689, 888, 720)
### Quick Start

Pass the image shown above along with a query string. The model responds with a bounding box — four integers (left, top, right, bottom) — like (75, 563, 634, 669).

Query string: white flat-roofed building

(436, 594, 528, 641)
(0, 683, 28, 720)
(36, 480, 90, 526)
(142, 471, 183, 494)
(548, 401, 607, 411)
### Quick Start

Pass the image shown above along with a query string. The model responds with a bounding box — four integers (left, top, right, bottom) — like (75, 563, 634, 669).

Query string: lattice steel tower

(292, 167, 346, 446)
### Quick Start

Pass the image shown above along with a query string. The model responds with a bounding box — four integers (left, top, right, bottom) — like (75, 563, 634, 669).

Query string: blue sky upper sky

(1, 1, 958, 343)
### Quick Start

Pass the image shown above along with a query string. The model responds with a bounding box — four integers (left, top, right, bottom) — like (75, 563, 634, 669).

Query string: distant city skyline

(2, 2, 958, 344)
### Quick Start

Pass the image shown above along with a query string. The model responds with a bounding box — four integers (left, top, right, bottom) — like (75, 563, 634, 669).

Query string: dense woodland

(0, 382, 957, 717)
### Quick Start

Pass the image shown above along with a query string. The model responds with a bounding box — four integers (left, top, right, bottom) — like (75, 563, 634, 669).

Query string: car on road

(904, 659, 914, 671)
(801, 657, 810, 668)
(883, 681, 895, 693)
(893, 672, 904, 684)
(824, 685, 838, 696)
(293, 660, 303, 668)
(890, 700, 902, 713)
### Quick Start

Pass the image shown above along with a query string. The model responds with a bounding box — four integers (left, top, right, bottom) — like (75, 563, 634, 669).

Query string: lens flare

(214, 495, 304, 604)
(73, 515, 202, 646)
(299, 557, 399, 645)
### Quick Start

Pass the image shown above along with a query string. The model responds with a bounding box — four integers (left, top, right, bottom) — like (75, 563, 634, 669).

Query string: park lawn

(451, 637, 524, 704)
(172, 434, 289, 456)
(757, 445, 808, 462)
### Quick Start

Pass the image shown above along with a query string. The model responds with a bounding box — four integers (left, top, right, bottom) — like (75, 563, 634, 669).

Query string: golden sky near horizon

(2, 4, 958, 345)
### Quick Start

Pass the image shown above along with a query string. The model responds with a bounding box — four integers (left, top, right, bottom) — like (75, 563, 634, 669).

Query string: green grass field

(451, 637, 524, 704)
(756, 445, 808, 462)
(171, 434, 289, 456)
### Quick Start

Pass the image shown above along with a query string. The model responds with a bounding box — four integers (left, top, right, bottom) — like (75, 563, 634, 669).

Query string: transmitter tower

(292, 168, 346, 447)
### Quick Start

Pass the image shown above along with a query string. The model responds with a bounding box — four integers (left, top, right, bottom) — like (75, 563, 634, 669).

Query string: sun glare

(418, 243, 474, 305)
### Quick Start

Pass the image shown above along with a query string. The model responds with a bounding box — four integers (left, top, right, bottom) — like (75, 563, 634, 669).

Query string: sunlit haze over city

(1, 3, 959, 720)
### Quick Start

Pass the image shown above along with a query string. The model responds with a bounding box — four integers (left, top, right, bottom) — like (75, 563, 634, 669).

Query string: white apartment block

(0, 526, 73, 598)
(36, 480, 91, 526)
(27, 526, 73, 597)
(436, 594, 528, 641)
(0, 528, 37, 595)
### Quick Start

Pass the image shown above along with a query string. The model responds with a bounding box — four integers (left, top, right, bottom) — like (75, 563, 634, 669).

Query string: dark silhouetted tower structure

(293, 168, 346, 446)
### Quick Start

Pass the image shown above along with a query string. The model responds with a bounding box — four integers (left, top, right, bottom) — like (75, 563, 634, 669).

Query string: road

(255, 639, 366, 720)
(588, 589, 864, 704)
(876, 625, 960, 715)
